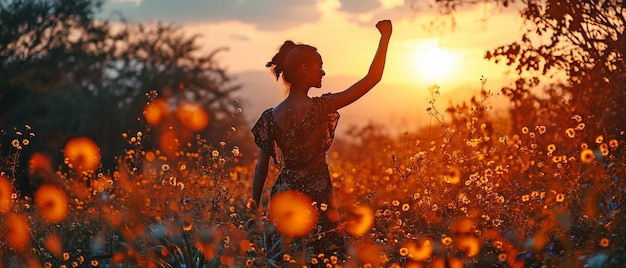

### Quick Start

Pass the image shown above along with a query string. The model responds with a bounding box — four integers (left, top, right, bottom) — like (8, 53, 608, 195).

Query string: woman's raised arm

(330, 20, 392, 110)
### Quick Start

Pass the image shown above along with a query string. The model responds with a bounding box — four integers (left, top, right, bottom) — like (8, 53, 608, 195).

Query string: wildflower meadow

(1, 0, 624, 267)
(1, 84, 624, 267)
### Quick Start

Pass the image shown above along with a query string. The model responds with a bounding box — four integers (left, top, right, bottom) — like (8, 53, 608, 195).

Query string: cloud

(99, 0, 321, 31)
(338, 0, 381, 14)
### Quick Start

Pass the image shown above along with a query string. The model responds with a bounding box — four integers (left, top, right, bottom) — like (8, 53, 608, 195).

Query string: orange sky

(102, 0, 526, 136)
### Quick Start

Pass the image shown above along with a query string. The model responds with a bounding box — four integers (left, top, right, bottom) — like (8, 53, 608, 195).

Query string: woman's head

(266, 41, 324, 87)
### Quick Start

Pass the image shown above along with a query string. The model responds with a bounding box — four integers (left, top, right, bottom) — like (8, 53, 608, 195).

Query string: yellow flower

(565, 128, 575, 138)
(402, 203, 410, 211)
(11, 139, 20, 148)
(580, 149, 595, 164)
(441, 236, 452, 246)
(536, 125, 546, 134)
(600, 144, 609, 156)
(556, 193, 565, 202)
(595, 135, 603, 144)
(330, 256, 338, 264)
(609, 139, 619, 149)
(547, 144, 556, 152)
(399, 247, 409, 256)
(580, 143, 588, 150)
(521, 127, 529, 134)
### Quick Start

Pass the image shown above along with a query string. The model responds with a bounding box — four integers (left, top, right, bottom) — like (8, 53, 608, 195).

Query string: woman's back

(270, 98, 312, 132)
(252, 94, 339, 171)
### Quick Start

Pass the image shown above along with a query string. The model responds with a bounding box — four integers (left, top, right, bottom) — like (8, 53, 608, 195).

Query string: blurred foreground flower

(345, 205, 374, 236)
(176, 101, 210, 131)
(0, 175, 13, 213)
(64, 137, 101, 171)
(35, 184, 69, 223)
(268, 190, 318, 237)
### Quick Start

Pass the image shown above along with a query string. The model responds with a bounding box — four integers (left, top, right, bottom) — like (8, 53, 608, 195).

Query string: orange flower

(600, 238, 610, 247)
(404, 239, 433, 261)
(7, 213, 30, 249)
(144, 99, 169, 126)
(64, 137, 101, 171)
(444, 166, 461, 184)
(28, 152, 53, 175)
(268, 190, 318, 237)
(0, 175, 14, 213)
(44, 234, 63, 258)
(456, 236, 481, 257)
(35, 184, 69, 223)
(498, 253, 507, 262)
(175, 101, 210, 131)
(345, 205, 374, 236)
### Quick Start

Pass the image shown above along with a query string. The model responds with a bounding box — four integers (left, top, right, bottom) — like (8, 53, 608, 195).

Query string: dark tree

(420, 0, 624, 136)
(0, 0, 252, 192)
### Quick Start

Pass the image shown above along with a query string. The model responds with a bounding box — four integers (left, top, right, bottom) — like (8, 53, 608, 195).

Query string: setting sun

(411, 39, 461, 82)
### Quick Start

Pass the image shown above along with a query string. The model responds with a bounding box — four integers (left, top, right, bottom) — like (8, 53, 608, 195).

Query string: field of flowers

(0, 88, 624, 267)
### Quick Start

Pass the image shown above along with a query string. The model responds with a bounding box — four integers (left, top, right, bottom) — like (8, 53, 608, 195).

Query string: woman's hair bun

(266, 40, 296, 80)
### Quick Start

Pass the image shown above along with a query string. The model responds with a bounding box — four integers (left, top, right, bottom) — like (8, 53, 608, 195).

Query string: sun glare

(411, 39, 461, 82)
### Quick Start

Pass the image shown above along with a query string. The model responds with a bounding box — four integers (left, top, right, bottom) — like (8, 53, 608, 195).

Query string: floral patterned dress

(251, 93, 344, 253)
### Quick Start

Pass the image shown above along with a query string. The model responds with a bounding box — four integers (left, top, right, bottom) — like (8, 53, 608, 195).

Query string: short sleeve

(251, 109, 276, 158)
(316, 93, 340, 149)
(318, 93, 338, 115)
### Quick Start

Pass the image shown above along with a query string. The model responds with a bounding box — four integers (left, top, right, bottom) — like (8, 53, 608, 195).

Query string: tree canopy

(427, 0, 625, 136)
(0, 0, 252, 192)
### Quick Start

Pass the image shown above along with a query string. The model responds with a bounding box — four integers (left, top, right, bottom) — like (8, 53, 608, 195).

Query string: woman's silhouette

(251, 19, 392, 255)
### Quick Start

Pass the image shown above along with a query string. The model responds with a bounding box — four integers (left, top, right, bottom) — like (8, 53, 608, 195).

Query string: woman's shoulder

(312, 93, 338, 113)
(313, 92, 334, 100)
(253, 108, 274, 128)
(257, 108, 274, 119)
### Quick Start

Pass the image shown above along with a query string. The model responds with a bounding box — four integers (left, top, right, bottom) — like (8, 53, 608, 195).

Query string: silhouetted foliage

(426, 0, 625, 137)
(0, 0, 252, 192)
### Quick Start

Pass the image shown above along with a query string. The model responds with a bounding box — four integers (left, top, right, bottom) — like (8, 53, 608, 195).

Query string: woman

(251, 19, 392, 255)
